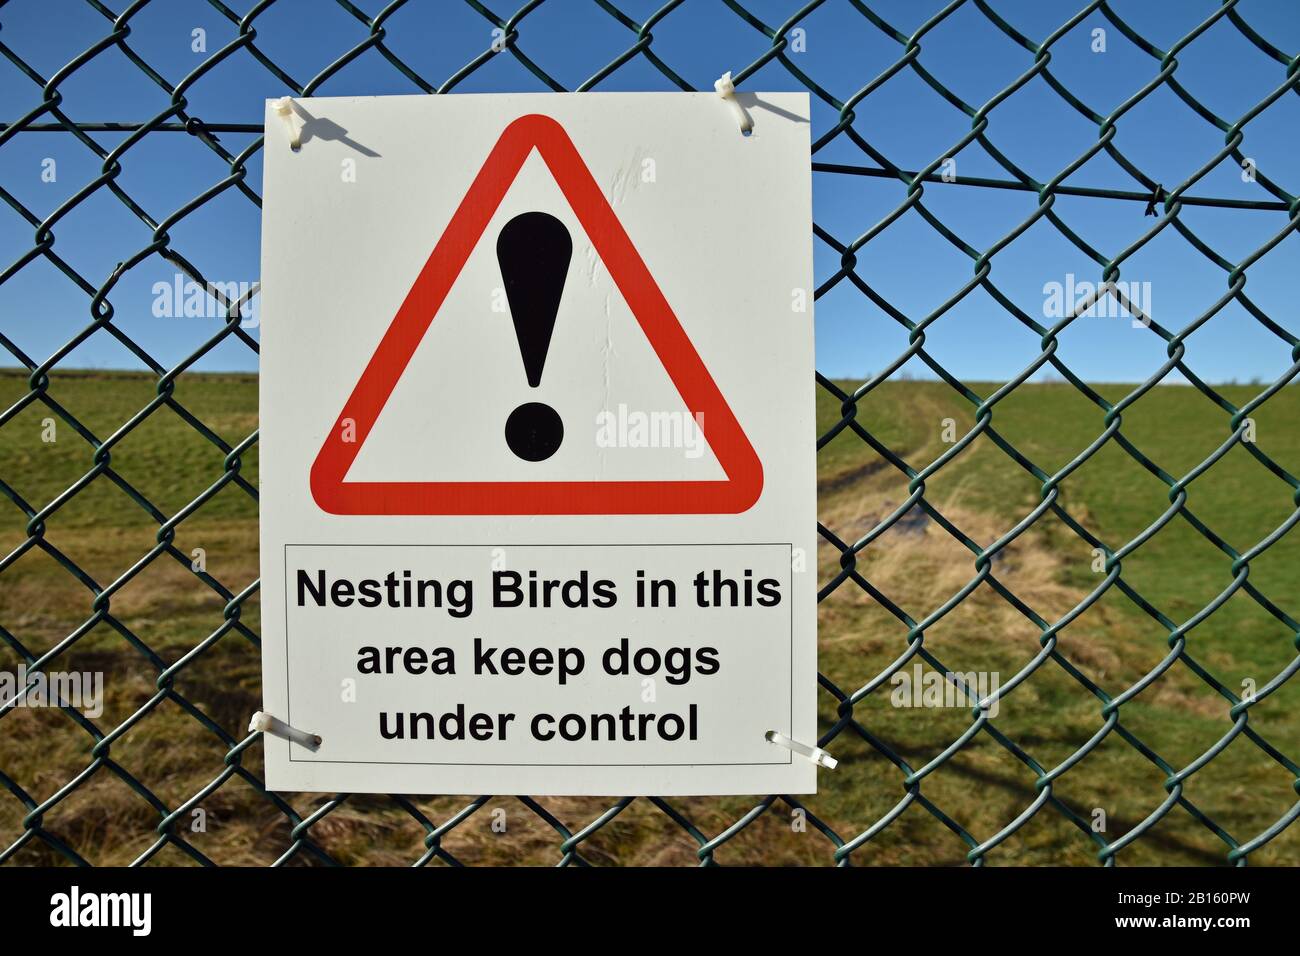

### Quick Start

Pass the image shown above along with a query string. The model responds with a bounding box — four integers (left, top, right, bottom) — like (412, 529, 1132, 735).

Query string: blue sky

(0, 0, 1296, 384)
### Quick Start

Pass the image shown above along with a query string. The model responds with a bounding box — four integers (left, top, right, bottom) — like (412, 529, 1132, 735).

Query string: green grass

(813, 378, 1300, 865)
(0, 367, 1296, 865)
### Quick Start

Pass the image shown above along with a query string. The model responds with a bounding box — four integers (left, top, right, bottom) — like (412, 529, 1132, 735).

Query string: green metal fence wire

(0, 0, 1297, 866)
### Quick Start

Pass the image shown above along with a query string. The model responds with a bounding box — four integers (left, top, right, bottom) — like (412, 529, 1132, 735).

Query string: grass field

(0, 367, 1297, 866)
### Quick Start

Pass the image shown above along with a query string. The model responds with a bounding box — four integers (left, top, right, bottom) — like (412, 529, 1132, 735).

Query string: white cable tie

(249, 710, 321, 752)
(713, 71, 754, 135)
(270, 97, 302, 151)
(766, 730, 836, 769)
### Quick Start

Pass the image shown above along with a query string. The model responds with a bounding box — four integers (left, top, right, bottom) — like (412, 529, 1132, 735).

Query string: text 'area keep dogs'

(258, 93, 817, 795)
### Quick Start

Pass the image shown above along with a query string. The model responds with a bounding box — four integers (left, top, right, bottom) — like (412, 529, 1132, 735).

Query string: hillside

(0, 368, 1296, 865)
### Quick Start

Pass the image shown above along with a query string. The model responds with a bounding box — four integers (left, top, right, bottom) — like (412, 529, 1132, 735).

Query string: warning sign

(258, 93, 816, 795)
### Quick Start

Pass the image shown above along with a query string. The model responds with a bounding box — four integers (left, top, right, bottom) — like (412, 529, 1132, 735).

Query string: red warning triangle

(310, 113, 762, 516)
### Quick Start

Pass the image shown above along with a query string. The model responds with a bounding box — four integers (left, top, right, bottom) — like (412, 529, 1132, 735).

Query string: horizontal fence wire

(0, 0, 1297, 866)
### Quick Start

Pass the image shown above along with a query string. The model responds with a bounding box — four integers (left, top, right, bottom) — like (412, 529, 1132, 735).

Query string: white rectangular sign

(258, 92, 816, 795)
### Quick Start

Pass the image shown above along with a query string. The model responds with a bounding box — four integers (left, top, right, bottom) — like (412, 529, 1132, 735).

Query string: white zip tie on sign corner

(270, 96, 303, 151)
(249, 711, 321, 752)
(766, 730, 837, 769)
(714, 72, 754, 135)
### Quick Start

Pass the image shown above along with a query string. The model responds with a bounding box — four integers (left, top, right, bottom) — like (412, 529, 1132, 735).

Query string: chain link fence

(0, 0, 1297, 866)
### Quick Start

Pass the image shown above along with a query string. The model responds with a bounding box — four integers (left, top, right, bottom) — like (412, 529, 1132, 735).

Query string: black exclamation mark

(497, 211, 571, 461)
